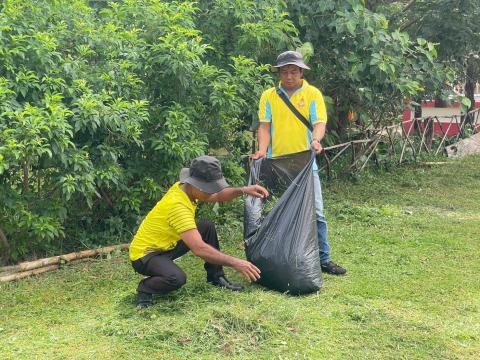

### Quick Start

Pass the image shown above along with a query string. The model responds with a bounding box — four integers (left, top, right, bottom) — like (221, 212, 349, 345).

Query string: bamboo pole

(434, 116, 457, 155)
(319, 149, 332, 178)
(400, 118, 417, 163)
(386, 127, 396, 156)
(1, 256, 61, 275)
(0, 265, 60, 282)
(359, 137, 382, 171)
(326, 142, 352, 165)
(0, 243, 129, 279)
(323, 139, 371, 151)
(347, 137, 378, 172)
(417, 117, 433, 155)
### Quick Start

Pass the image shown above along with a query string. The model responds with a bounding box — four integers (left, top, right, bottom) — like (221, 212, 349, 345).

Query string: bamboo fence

(317, 108, 480, 178)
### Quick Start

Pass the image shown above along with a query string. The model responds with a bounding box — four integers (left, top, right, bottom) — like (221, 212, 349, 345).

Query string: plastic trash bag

(244, 150, 323, 294)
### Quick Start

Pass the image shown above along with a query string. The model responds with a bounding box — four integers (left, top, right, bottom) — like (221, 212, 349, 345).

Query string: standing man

(130, 155, 268, 308)
(252, 51, 346, 276)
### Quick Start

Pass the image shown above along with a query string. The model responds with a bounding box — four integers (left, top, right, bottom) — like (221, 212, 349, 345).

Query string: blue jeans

(313, 171, 331, 264)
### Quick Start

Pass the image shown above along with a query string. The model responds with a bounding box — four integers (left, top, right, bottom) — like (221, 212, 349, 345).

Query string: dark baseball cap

(179, 155, 229, 194)
(271, 51, 310, 72)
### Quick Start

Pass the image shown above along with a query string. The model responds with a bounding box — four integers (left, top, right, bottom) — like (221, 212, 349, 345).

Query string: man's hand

(243, 184, 269, 199)
(252, 122, 271, 160)
(181, 229, 260, 282)
(232, 259, 261, 282)
(250, 150, 266, 160)
(311, 139, 323, 154)
(201, 185, 268, 202)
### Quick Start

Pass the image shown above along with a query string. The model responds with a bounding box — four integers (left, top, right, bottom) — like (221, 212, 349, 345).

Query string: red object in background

(403, 99, 480, 137)
(420, 99, 480, 109)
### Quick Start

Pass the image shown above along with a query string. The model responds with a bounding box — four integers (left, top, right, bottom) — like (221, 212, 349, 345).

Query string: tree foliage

(286, 0, 450, 137)
(0, 0, 466, 264)
(387, 0, 480, 112)
(0, 0, 294, 263)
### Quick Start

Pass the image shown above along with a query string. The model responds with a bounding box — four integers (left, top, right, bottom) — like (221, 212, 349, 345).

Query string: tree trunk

(328, 108, 349, 139)
(0, 228, 9, 264)
(0, 228, 8, 249)
(423, 118, 433, 151)
(465, 60, 477, 124)
(22, 160, 29, 193)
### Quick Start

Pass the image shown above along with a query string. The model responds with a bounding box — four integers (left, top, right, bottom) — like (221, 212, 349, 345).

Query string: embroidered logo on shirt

(298, 98, 305, 108)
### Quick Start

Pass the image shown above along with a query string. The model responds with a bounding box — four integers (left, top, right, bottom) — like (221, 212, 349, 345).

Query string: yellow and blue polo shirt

(258, 79, 327, 158)
(129, 182, 197, 261)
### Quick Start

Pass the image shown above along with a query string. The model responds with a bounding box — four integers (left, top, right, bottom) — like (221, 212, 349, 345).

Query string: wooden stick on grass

(0, 265, 60, 282)
(0, 243, 129, 281)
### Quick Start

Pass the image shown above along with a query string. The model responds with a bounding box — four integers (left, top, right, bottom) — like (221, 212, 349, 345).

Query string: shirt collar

(278, 79, 309, 98)
(176, 182, 198, 206)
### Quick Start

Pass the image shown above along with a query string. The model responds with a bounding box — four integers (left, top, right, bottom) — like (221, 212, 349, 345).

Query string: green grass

(1, 156, 479, 359)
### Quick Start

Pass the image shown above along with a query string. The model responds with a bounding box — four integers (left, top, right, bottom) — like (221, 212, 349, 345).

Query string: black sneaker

(208, 276, 244, 292)
(136, 291, 153, 308)
(321, 261, 347, 275)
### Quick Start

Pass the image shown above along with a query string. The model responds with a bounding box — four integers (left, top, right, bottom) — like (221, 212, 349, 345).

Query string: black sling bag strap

(275, 86, 313, 131)
(275, 87, 323, 165)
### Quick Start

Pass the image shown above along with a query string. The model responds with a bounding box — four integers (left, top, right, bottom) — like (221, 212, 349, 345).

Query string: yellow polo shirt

(129, 182, 197, 261)
(258, 80, 327, 158)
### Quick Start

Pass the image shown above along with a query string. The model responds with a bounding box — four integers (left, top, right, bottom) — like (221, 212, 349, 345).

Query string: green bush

(0, 0, 452, 264)
(0, 0, 294, 263)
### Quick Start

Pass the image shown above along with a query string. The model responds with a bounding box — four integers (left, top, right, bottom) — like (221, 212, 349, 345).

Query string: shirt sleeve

(167, 202, 196, 234)
(258, 91, 272, 123)
(309, 89, 328, 125)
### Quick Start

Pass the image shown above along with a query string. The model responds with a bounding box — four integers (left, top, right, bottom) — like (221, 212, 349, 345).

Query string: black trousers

(131, 220, 225, 294)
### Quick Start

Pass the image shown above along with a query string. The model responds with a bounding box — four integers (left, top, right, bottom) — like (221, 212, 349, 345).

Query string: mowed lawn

(1, 156, 479, 360)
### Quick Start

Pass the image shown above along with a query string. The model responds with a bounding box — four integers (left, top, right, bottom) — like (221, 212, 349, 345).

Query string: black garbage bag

(244, 150, 322, 294)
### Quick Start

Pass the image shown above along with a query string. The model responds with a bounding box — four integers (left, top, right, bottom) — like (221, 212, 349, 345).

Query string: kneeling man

(129, 155, 268, 307)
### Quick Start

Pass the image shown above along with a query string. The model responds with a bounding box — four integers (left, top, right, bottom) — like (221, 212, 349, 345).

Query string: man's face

(279, 65, 303, 91)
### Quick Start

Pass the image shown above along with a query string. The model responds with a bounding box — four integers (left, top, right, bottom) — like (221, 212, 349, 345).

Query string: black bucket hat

(271, 51, 310, 72)
(179, 155, 229, 194)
